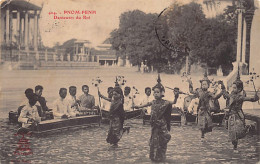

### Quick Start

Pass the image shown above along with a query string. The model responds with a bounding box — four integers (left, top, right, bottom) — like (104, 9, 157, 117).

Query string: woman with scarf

(99, 86, 129, 148)
(133, 76, 179, 162)
(187, 72, 223, 139)
(219, 75, 259, 151)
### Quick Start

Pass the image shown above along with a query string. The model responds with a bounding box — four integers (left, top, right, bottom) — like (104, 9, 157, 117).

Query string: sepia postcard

(0, 0, 260, 163)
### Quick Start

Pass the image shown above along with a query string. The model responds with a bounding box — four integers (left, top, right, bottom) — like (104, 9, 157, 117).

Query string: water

(0, 67, 259, 163)
(0, 119, 259, 163)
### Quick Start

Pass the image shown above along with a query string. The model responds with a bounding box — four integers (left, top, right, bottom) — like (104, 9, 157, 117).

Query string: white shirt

(140, 95, 152, 114)
(188, 98, 199, 114)
(18, 103, 41, 128)
(101, 99, 111, 111)
(52, 98, 70, 118)
(66, 95, 79, 117)
(124, 95, 133, 111)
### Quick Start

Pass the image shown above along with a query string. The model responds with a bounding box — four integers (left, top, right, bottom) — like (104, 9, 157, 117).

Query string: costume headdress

(233, 64, 243, 91)
(199, 71, 210, 84)
(152, 74, 165, 96)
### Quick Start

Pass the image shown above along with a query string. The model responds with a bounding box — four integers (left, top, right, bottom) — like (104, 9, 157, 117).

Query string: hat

(200, 71, 210, 84)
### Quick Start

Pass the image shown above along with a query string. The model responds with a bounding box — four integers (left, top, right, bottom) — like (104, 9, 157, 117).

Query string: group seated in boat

(15, 85, 100, 126)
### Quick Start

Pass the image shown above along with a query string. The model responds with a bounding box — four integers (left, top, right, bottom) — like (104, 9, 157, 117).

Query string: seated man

(18, 88, 34, 116)
(78, 85, 97, 114)
(35, 85, 50, 112)
(52, 88, 71, 119)
(188, 97, 199, 115)
(18, 93, 41, 129)
(101, 87, 113, 111)
(66, 86, 80, 117)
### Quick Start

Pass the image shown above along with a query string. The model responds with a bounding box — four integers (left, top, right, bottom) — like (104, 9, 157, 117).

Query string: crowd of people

(16, 72, 259, 162)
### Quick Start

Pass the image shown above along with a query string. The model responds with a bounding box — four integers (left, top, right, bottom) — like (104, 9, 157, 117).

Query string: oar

(97, 87, 103, 118)
(165, 86, 190, 95)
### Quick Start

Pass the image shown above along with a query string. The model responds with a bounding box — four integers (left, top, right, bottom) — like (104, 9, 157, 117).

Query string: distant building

(1, 0, 42, 62)
(202, 0, 233, 18)
(92, 44, 117, 66)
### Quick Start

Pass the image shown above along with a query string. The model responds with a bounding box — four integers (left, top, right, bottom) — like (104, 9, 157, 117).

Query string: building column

(67, 53, 70, 62)
(20, 16, 24, 46)
(6, 6, 10, 45)
(97, 55, 99, 64)
(76, 44, 78, 61)
(236, 9, 244, 63)
(24, 11, 29, 50)
(10, 11, 13, 44)
(242, 19, 247, 64)
(16, 11, 20, 45)
(92, 55, 95, 62)
(34, 11, 38, 51)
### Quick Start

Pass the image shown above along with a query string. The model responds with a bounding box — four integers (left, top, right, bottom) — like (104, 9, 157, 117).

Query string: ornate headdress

(152, 74, 165, 96)
(199, 71, 210, 84)
(233, 65, 243, 91)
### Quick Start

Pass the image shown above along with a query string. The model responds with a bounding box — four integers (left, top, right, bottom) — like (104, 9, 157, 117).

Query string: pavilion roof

(1, 0, 41, 11)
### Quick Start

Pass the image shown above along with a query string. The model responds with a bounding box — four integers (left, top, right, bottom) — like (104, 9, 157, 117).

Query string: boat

(184, 112, 225, 124)
(31, 115, 101, 135)
(143, 107, 182, 125)
(182, 95, 225, 125)
(101, 109, 142, 123)
(9, 110, 54, 124)
(9, 107, 102, 135)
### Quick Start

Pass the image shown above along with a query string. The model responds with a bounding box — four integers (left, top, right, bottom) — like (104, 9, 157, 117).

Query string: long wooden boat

(143, 113, 182, 125)
(10, 109, 101, 135)
(9, 110, 54, 124)
(31, 115, 101, 134)
(143, 107, 182, 125)
(101, 109, 142, 120)
(184, 112, 225, 124)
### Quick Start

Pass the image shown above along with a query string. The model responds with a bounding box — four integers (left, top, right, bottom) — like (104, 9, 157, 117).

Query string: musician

(66, 86, 80, 117)
(18, 93, 41, 128)
(52, 88, 71, 119)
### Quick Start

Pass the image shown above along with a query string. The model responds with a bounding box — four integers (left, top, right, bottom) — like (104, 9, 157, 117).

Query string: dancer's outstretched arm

(98, 91, 112, 102)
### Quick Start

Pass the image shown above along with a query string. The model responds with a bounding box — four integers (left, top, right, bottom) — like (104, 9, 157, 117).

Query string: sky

(3, 0, 234, 47)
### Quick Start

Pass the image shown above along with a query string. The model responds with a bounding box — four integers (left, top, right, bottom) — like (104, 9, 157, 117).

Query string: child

(219, 76, 259, 151)
(99, 87, 128, 148)
(18, 93, 41, 129)
(133, 76, 179, 162)
(187, 72, 223, 139)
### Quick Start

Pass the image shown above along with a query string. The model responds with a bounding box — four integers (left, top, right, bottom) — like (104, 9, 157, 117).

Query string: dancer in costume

(99, 86, 129, 148)
(133, 75, 179, 162)
(219, 74, 259, 151)
(187, 72, 223, 139)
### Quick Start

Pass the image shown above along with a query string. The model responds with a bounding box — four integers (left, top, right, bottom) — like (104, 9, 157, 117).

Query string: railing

(1, 49, 99, 63)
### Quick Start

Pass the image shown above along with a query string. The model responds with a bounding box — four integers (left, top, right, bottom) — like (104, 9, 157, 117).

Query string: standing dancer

(187, 72, 223, 139)
(99, 86, 129, 148)
(219, 74, 259, 151)
(133, 75, 179, 162)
